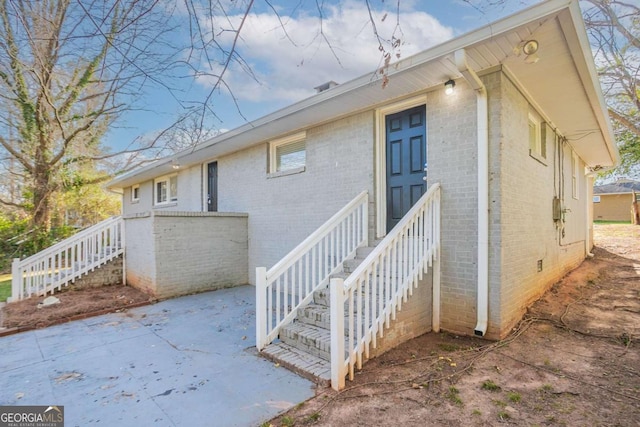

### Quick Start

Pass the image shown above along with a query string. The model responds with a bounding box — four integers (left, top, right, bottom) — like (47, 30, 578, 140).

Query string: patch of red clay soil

(266, 224, 640, 427)
(1, 284, 153, 330)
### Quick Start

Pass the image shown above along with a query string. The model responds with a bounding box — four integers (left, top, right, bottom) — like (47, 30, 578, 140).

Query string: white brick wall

(427, 78, 479, 335)
(368, 272, 433, 359)
(493, 71, 588, 339)
(427, 70, 590, 339)
(124, 182, 153, 215)
(217, 111, 375, 284)
(124, 211, 248, 298)
(123, 212, 156, 294)
(122, 112, 376, 286)
(120, 70, 593, 339)
(123, 165, 203, 215)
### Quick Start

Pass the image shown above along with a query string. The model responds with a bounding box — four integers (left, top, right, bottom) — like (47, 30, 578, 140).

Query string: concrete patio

(0, 285, 315, 426)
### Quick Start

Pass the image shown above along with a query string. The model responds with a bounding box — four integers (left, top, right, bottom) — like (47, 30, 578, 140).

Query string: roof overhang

(108, 0, 618, 190)
(594, 192, 633, 196)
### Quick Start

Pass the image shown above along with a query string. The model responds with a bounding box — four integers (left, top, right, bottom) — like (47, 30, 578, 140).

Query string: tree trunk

(632, 191, 640, 225)
(32, 171, 53, 233)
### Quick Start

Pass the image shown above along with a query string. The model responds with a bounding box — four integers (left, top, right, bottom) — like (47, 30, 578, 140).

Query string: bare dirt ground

(267, 224, 640, 427)
(0, 284, 152, 331)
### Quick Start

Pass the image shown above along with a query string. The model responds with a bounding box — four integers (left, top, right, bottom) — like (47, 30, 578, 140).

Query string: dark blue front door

(386, 105, 426, 232)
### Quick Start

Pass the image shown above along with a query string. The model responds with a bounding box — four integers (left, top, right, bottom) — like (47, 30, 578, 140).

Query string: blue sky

(105, 0, 538, 151)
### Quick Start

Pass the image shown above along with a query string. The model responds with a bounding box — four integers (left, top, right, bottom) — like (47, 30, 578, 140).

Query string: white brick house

(107, 0, 617, 388)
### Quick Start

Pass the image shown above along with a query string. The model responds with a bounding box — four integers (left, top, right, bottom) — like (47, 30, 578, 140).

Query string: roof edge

(562, 1, 619, 167)
(108, 0, 591, 189)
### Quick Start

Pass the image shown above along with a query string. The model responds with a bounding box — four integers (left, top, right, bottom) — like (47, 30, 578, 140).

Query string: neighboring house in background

(593, 180, 640, 222)
(39, 0, 613, 388)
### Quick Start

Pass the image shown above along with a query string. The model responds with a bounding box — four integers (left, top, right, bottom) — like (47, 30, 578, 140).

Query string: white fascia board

(594, 191, 635, 196)
(559, 1, 619, 167)
(108, 0, 577, 190)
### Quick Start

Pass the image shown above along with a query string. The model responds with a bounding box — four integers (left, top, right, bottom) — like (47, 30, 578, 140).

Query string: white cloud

(194, 1, 454, 103)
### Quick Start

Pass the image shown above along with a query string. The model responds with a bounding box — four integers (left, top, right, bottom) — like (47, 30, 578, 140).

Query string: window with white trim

(131, 184, 140, 202)
(593, 195, 601, 203)
(528, 109, 546, 161)
(154, 174, 178, 205)
(269, 132, 306, 174)
(572, 152, 579, 199)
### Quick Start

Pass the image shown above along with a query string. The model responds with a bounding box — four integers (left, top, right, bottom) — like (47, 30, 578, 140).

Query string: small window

(528, 109, 546, 161)
(593, 195, 601, 203)
(169, 175, 177, 202)
(572, 152, 579, 199)
(131, 185, 140, 202)
(269, 132, 306, 174)
(154, 174, 178, 205)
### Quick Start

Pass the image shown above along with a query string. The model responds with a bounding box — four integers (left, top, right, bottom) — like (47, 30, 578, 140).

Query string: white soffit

(499, 9, 617, 167)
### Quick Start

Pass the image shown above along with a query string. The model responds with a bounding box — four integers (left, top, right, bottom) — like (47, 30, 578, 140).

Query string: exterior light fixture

(522, 40, 539, 64)
(444, 79, 455, 95)
(171, 159, 180, 170)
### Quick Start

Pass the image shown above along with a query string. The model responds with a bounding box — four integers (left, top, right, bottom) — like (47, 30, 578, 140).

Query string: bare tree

(582, 0, 639, 178)
(0, 0, 407, 234)
(0, 0, 189, 230)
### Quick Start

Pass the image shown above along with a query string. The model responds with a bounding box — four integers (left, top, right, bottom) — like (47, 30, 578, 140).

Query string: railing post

(256, 267, 268, 351)
(9, 258, 20, 303)
(432, 251, 441, 333)
(120, 218, 126, 285)
(362, 193, 369, 247)
(330, 277, 345, 391)
(432, 188, 441, 332)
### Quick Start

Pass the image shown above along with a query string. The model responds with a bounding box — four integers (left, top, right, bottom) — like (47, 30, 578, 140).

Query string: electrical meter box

(552, 197, 562, 221)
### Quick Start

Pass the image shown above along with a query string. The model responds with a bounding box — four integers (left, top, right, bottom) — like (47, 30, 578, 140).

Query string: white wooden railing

(10, 216, 124, 302)
(256, 191, 369, 350)
(330, 183, 441, 390)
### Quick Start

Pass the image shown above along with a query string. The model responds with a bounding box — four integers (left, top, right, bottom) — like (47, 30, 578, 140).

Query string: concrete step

(258, 241, 412, 389)
(343, 258, 362, 274)
(313, 280, 392, 308)
(260, 342, 331, 387)
(298, 303, 354, 335)
(280, 322, 332, 361)
(344, 246, 379, 273)
(356, 245, 376, 259)
(313, 286, 330, 306)
(260, 242, 390, 385)
(311, 244, 381, 305)
(298, 303, 331, 329)
(310, 289, 348, 308)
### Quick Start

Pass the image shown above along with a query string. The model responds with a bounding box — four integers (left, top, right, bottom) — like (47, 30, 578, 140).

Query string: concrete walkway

(0, 286, 315, 426)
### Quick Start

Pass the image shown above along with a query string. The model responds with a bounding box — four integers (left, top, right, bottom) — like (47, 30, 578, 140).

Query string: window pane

(156, 181, 167, 203)
(572, 153, 579, 199)
(540, 122, 546, 158)
(169, 176, 178, 201)
(276, 140, 306, 171)
(528, 120, 537, 152)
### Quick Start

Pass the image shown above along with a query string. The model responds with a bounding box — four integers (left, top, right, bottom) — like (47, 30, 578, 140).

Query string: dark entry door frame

(385, 105, 427, 232)
(207, 161, 218, 212)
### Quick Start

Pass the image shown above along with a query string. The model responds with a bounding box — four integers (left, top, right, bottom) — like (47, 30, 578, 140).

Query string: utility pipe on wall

(454, 49, 490, 337)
